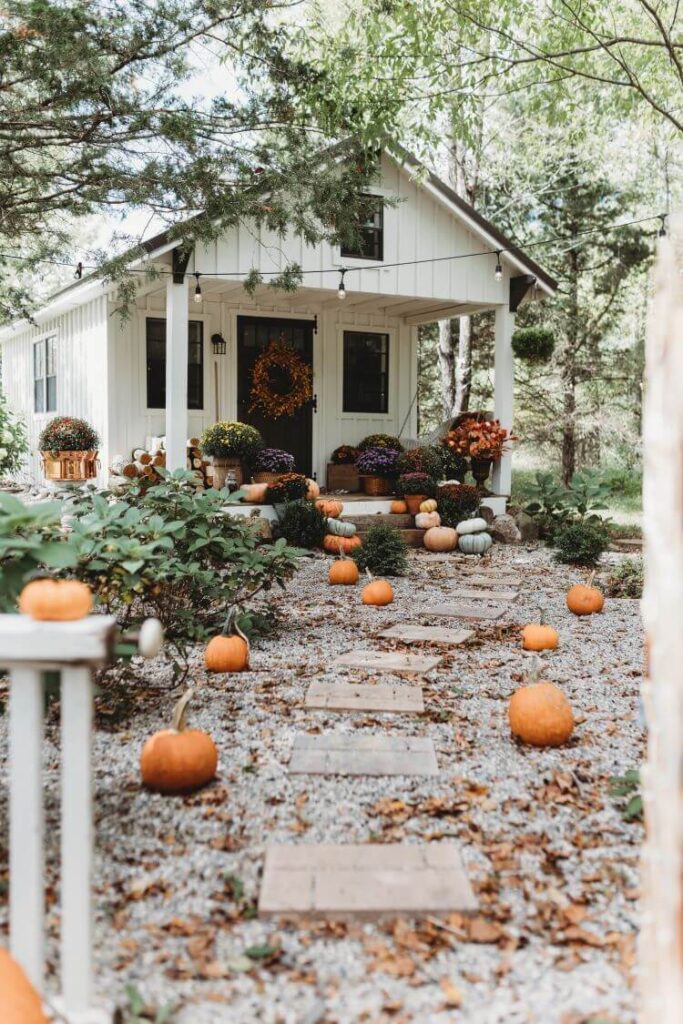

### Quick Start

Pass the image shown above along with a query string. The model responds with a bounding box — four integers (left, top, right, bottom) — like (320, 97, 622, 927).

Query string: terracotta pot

(212, 456, 243, 489)
(404, 493, 426, 515)
(42, 450, 99, 482)
(362, 474, 393, 496)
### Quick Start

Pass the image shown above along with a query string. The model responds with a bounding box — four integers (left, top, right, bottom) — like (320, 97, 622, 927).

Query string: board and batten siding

(0, 295, 109, 481)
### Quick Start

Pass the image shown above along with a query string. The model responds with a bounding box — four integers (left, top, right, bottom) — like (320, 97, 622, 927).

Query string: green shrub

(0, 391, 28, 476)
(396, 446, 442, 479)
(276, 499, 326, 548)
(511, 326, 555, 362)
(0, 493, 78, 610)
(553, 521, 609, 567)
(604, 558, 643, 598)
(524, 470, 611, 539)
(436, 483, 480, 527)
(353, 524, 408, 576)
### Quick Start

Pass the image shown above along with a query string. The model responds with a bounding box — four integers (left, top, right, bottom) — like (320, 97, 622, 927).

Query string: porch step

(343, 513, 414, 530)
(358, 528, 426, 548)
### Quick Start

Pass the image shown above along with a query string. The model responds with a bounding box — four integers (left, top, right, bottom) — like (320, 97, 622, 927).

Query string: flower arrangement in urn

(200, 422, 263, 488)
(443, 417, 514, 488)
(252, 447, 295, 483)
(39, 416, 100, 482)
(356, 446, 401, 495)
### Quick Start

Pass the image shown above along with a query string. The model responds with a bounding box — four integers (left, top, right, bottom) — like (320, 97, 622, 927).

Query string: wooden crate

(326, 463, 359, 492)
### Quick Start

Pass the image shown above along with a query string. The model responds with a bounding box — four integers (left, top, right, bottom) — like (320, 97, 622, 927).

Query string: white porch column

(491, 304, 515, 497)
(165, 274, 189, 471)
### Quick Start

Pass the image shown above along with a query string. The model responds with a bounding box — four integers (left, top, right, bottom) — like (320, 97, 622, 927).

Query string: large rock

(514, 510, 540, 542)
(478, 505, 494, 525)
(490, 513, 522, 545)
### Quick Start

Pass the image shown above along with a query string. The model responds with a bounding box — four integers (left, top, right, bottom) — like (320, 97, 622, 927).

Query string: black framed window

(33, 336, 56, 413)
(146, 318, 204, 410)
(340, 195, 384, 261)
(343, 331, 389, 413)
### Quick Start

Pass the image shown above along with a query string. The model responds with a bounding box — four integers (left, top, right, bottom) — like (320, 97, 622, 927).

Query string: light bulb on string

(193, 273, 202, 303)
(658, 214, 668, 238)
(338, 268, 347, 300)
(494, 252, 503, 281)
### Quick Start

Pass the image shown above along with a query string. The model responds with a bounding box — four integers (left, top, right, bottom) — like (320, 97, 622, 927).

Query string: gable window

(343, 331, 389, 414)
(146, 318, 204, 410)
(33, 336, 57, 413)
(340, 195, 384, 261)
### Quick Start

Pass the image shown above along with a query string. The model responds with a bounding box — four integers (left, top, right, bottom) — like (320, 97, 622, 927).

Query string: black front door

(237, 316, 314, 477)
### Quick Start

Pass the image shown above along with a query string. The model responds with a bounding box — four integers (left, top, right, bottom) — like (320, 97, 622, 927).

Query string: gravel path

(0, 544, 644, 1023)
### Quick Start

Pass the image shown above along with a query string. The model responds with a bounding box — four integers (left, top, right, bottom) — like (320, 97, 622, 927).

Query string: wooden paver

(259, 842, 477, 918)
(462, 574, 521, 588)
(378, 624, 474, 646)
(333, 649, 442, 675)
(305, 681, 424, 713)
(420, 602, 507, 621)
(288, 733, 438, 776)
(449, 588, 518, 602)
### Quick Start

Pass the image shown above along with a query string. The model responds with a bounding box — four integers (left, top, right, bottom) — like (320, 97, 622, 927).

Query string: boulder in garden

(490, 514, 522, 544)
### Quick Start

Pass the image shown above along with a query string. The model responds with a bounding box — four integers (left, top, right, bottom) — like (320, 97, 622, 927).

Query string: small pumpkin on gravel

(566, 573, 604, 616)
(19, 578, 93, 621)
(508, 659, 574, 748)
(140, 688, 218, 794)
(419, 498, 438, 514)
(423, 526, 458, 552)
(390, 499, 407, 514)
(323, 534, 362, 554)
(328, 552, 360, 586)
(204, 608, 250, 672)
(361, 572, 394, 606)
(521, 609, 559, 651)
(316, 499, 344, 518)
(0, 947, 48, 1024)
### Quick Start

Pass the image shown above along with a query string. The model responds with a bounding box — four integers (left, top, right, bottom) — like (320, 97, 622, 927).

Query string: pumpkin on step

(328, 553, 360, 585)
(458, 532, 492, 554)
(566, 573, 604, 616)
(204, 609, 250, 672)
(316, 499, 344, 518)
(423, 526, 457, 552)
(456, 517, 488, 535)
(419, 498, 438, 514)
(326, 517, 356, 537)
(415, 510, 441, 529)
(19, 578, 93, 621)
(323, 533, 362, 554)
(305, 478, 320, 500)
(508, 660, 574, 747)
(140, 689, 218, 793)
(241, 482, 269, 503)
(361, 574, 394, 606)
(0, 948, 48, 1024)
(390, 500, 407, 514)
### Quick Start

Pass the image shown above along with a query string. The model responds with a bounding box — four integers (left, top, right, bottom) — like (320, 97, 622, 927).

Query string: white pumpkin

(456, 516, 488, 535)
(415, 511, 441, 530)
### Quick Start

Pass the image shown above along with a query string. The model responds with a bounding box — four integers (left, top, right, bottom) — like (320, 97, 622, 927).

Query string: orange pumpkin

(323, 534, 362, 554)
(390, 500, 407, 514)
(18, 578, 93, 621)
(521, 623, 559, 651)
(306, 478, 320, 500)
(423, 526, 457, 552)
(140, 689, 218, 794)
(566, 574, 604, 616)
(328, 553, 360, 585)
(316, 499, 344, 518)
(204, 610, 250, 672)
(509, 680, 574, 747)
(0, 948, 48, 1024)
(241, 482, 268, 503)
(361, 576, 394, 606)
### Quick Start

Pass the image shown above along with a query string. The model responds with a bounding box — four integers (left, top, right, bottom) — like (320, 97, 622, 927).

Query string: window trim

(145, 316, 206, 412)
(340, 194, 384, 263)
(339, 326, 394, 419)
(32, 334, 57, 415)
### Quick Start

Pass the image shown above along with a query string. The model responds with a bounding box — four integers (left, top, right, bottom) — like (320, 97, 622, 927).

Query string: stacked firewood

(109, 438, 213, 492)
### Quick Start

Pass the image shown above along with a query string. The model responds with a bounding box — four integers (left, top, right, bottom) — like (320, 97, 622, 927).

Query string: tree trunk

(437, 319, 455, 417)
(453, 315, 471, 414)
(561, 247, 580, 485)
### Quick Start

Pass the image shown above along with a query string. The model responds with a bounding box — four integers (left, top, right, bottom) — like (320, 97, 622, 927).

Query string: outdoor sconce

(211, 332, 227, 355)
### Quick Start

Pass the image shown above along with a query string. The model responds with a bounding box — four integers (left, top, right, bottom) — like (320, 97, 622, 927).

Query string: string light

(74, 261, 83, 280)
(337, 268, 347, 300)
(494, 252, 503, 281)
(658, 214, 667, 237)
(193, 272, 202, 303)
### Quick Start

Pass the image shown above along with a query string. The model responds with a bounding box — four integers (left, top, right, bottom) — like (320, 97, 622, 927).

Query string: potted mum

(327, 444, 360, 492)
(356, 446, 401, 496)
(39, 416, 100, 482)
(357, 433, 404, 452)
(265, 472, 309, 517)
(200, 422, 263, 489)
(252, 447, 295, 484)
(396, 472, 436, 515)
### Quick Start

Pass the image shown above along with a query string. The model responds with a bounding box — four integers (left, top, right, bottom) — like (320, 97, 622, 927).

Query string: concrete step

(358, 527, 426, 548)
(344, 513, 414, 529)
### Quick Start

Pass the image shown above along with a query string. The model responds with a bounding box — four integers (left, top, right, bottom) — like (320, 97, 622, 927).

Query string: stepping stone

(463, 574, 520, 589)
(378, 624, 474, 646)
(333, 650, 442, 675)
(305, 681, 424, 713)
(288, 733, 438, 776)
(421, 603, 507, 621)
(450, 588, 518, 602)
(259, 842, 477, 918)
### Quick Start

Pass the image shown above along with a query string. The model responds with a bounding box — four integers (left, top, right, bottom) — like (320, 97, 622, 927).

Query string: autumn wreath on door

(249, 337, 313, 418)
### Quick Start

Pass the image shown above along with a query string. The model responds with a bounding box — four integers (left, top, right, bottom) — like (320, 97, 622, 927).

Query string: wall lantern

(211, 332, 227, 356)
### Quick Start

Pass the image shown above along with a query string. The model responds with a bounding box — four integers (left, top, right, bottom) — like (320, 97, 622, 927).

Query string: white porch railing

(0, 614, 162, 1024)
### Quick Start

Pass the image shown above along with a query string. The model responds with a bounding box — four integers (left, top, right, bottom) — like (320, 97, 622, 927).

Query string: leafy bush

(352, 524, 408, 576)
(511, 325, 555, 362)
(266, 473, 309, 502)
(436, 483, 480, 527)
(254, 447, 295, 473)
(396, 472, 436, 496)
(331, 444, 359, 464)
(276, 499, 326, 548)
(200, 422, 263, 460)
(524, 470, 611, 539)
(553, 521, 609, 566)
(0, 391, 28, 477)
(609, 769, 643, 822)
(0, 493, 77, 610)
(39, 416, 99, 453)
(357, 433, 404, 452)
(356, 446, 401, 476)
(605, 558, 643, 598)
(396, 446, 442, 479)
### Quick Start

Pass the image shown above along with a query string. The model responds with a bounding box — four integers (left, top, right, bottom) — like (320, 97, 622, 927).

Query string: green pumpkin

(326, 517, 356, 537)
(458, 531, 492, 554)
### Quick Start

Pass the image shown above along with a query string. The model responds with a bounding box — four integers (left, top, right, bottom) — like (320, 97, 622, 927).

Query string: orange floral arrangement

(443, 418, 514, 461)
(249, 338, 313, 419)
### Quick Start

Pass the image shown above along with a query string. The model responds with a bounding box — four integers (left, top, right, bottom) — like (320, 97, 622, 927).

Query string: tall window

(343, 331, 389, 413)
(340, 196, 384, 261)
(146, 318, 204, 410)
(33, 336, 57, 413)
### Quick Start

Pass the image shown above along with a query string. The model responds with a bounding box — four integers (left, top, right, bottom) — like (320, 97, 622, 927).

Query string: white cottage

(0, 147, 556, 504)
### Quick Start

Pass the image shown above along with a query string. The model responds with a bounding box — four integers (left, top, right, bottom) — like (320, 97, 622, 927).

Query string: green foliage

(357, 433, 404, 452)
(553, 521, 609, 567)
(114, 984, 175, 1024)
(511, 326, 555, 362)
(0, 492, 78, 610)
(609, 769, 643, 823)
(524, 470, 611, 538)
(266, 473, 309, 503)
(0, 390, 28, 476)
(436, 445, 468, 481)
(200, 422, 263, 461)
(38, 416, 99, 453)
(396, 446, 442, 479)
(275, 499, 326, 548)
(353, 524, 408, 576)
(436, 483, 480, 527)
(604, 558, 643, 599)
